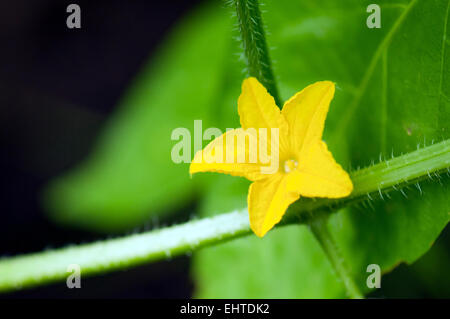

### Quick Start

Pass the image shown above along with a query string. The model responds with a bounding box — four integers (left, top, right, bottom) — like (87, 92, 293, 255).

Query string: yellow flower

(190, 77, 353, 237)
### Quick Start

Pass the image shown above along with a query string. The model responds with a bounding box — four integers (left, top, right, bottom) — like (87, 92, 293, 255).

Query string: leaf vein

(332, 0, 418, 143)
(438, 0, 450, 100)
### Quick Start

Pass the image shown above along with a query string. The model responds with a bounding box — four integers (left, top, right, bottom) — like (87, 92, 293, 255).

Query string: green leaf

(43, 3, 232, 232)
(194, 0, 450, 297)
(194, 175, 347, 298)
(329, 182, 450, 294)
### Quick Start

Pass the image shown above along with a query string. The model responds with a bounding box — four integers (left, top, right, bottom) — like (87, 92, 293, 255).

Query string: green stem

(0, 140, 448, 292)
(309, 216, 364, 299)
(0, 211, 251, 292)
(286, 139, 450, 220)
(234, 0, 282, 106)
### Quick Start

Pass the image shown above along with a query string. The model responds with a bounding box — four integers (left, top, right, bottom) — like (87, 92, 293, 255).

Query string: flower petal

(287, 141, 353, 198)
(281, 81, 335, 157)
(190, 128, 268, 181)
(248, 173, 299, 237)
(238, 77, 289, 156)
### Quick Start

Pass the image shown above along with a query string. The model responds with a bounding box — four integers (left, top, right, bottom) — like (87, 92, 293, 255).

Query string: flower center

(283, 159, 298, 173)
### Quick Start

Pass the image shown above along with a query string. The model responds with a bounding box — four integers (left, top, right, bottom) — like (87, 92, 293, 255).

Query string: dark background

(0, 0, 448, 298)
(0, 0, 200, 298)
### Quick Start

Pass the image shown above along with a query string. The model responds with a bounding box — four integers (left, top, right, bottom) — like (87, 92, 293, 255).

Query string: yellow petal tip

(251, 224, 270, 238)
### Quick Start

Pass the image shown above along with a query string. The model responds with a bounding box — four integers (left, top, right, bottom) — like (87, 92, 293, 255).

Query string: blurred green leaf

(194, 175, 347, 298)
(194, 0, 450, 297)
(43, 3, 232, 232)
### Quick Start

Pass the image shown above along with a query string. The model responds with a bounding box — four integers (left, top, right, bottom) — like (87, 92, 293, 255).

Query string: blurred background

(0, 0, 200, 298)
(0, 0, 449, 298)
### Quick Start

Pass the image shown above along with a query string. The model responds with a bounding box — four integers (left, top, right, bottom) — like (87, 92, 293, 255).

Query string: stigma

(283, 159, 298, 173)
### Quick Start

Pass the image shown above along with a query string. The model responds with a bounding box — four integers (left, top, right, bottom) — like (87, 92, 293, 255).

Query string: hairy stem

(309, 217, 364, 299)
(234, 0, 282, 106)
(0, 140, 448, 292)
(285, 139, 450, 221)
